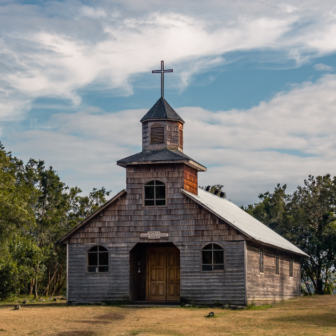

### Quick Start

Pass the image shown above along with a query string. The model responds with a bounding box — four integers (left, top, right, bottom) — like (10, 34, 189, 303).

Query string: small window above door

(144, 180, 166, 206)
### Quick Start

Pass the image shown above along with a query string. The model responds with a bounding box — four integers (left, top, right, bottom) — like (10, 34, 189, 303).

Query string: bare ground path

(0, 296, 336, 336)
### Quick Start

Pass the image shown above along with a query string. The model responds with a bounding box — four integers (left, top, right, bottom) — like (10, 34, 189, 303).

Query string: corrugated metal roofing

(183, 188, 308, 257)
(140, 97, 184, 123)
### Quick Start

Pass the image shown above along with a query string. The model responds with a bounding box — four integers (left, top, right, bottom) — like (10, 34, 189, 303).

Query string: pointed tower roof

(140, 97, 184, 123)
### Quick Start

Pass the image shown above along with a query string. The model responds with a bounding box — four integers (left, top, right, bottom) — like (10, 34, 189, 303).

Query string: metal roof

(140, 97, 184, 123)
(182, 188, 308, 257)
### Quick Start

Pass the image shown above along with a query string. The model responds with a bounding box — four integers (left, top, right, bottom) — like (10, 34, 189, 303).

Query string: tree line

(1, 142, 335, 300)
(242, 176, 336, 295)
(0, 143, 110, 300)
(204, 177, 336, 295)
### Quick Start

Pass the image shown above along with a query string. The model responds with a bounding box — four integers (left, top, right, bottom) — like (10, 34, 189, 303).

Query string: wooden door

(147, 247, 180, 301)
(167, 248, 180, 301)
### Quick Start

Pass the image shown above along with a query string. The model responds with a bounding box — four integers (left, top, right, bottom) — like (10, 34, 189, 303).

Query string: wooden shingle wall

(67, 243, 132, 304)
(142, 121, 183, 151)
(246, 242, 301, 304)
(66, 163, 246, 304)
(177, 241, 246, 304)
(183, 165, 198, 195)
(167, 121, 183, 151)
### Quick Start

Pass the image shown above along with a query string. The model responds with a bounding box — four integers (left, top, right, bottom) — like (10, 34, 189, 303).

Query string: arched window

(275, 251, 280, 275)
(289, 256, 293, 277)
(151, 124, 164, 144)
(259, 248, 264, 273)
(144, 180, 166, 206)
(202, 244, 224, 271)
(87, 246, 109, 273)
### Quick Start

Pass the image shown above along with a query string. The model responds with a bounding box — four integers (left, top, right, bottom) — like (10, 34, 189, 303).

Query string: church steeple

(141, 97, 184, 152)
(117, 60, 207, 178)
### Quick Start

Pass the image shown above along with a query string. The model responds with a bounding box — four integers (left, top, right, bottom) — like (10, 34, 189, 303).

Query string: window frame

(143, 179, 167, 207)
(275, 251, 280, 276)
(86, 245, 109, 274)
(201, 243, 225, 272)
(289, 255, 294, 278)
(259, 248, 264, 273)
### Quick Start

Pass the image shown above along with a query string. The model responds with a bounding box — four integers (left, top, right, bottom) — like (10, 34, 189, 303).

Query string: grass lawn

(0, 295, 335, 336)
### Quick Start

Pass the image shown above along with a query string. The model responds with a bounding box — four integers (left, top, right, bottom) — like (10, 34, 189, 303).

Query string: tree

(0, 142, 112, 300)
(200, 184, 226, 197)
(244, 175, 336, 295)
(0, 143, 36, 243)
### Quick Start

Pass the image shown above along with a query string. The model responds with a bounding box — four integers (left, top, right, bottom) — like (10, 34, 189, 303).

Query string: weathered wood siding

(65, 163, 246, 304)
(67, 243, 132, 304)
(177, 241, 246, 304)
(142, 121, 183, 151)
(246, 242, 301, 304)
(183, 165, 198, 195)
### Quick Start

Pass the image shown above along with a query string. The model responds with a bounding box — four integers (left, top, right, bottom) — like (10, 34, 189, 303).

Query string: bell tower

(117, 61, 206, 197)
(141, 97, 184, 152)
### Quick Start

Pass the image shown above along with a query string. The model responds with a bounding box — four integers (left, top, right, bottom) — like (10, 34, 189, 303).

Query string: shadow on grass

(72, 313, 125, 325)
(271, 313, 336, 327)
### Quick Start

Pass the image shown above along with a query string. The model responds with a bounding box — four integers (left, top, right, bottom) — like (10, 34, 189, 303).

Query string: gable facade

(60, 97, 304, 305)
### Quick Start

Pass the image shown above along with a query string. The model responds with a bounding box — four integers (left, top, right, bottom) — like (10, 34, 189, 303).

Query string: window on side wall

(87, 246, 109, 273)
(202, 244, 224, 271)
(144, 180, 166, 206)
(259, 248, 264, 273)
(275, 251, 280, 275)
(289, 256, 293, 277)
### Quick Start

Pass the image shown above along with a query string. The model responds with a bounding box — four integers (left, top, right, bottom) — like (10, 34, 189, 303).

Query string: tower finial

(152, 60, 173, 98)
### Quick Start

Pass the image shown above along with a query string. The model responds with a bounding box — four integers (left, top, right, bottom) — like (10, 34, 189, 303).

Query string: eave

(57, 189, 127, 245)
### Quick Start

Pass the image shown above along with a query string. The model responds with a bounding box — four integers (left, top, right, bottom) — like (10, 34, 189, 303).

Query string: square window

(156, 199, 166, 206)
(145, 200, 155, 206)
(145, 186, 154, 199)
(213, 265, 224, 270)
(88, 253, 98, 266)
(202, 251, 212, 264)
(88, 267, 97, 273)
(202, 265, 212, 271)
(156, 186, 165, 199)
(99, 266, 109, 272)
(99, 252, 108, 266)
(214, 251, 224, 264)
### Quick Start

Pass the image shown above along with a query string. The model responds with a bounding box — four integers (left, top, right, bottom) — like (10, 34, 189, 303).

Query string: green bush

(0, 260, 20, 300)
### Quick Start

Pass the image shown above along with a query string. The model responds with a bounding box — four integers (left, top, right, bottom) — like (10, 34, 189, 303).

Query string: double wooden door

(147, 247, 180, 301)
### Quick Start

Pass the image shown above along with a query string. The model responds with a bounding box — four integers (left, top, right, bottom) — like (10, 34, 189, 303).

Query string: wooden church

(59, 62, 307, 305)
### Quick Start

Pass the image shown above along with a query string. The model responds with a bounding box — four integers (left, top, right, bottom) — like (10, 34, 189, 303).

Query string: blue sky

(2, 0, 336, 205)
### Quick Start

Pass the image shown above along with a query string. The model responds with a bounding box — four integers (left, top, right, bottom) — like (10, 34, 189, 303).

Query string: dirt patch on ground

(96, 313, 124, 320)
(0, 296, 335, 335)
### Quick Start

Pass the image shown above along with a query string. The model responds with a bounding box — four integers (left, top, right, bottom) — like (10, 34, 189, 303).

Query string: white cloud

(314, 63, 334, 72)
(1, 0, 336, 122)
(7, 74, 336, 205)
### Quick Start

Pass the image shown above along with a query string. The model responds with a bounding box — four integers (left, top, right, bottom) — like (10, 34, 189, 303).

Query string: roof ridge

(140, 97, 184, 123)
